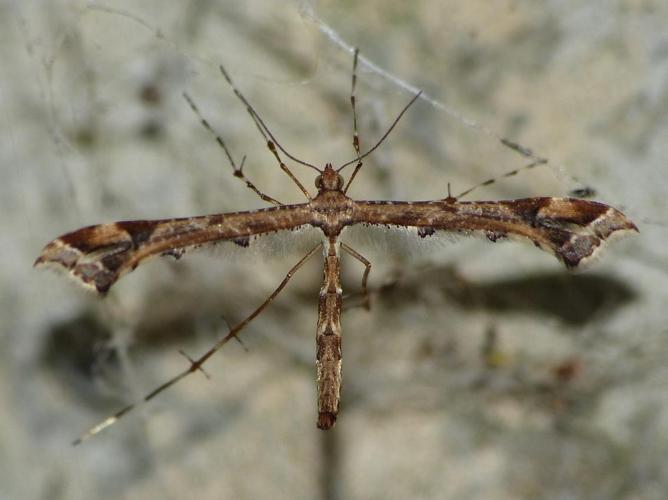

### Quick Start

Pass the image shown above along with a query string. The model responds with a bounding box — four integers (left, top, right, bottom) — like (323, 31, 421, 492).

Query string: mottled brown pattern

(34, 43, 640, 443)
(316, 241, 344, 429)
(35, 206, 313, 293)
(351, 197, 637, 268)
(35, 165, 636, 433)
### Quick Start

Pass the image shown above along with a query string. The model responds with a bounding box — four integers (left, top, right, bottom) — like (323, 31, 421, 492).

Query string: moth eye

(315, 175, 322, 189)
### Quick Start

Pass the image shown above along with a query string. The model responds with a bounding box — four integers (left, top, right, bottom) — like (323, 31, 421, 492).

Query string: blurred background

(1, 1, 666, 499)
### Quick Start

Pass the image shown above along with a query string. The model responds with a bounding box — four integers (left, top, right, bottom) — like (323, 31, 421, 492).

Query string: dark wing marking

(351, 197, 637, 269)
(35, 204, 313, 294)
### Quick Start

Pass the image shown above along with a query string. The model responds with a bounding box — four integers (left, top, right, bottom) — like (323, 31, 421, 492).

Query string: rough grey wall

(1, 1, 665, 499)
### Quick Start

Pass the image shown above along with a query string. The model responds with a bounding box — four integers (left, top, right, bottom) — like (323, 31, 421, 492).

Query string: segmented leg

(343, 49, 364, 194)
(183, 92, 283, 206)
(218, 65, 315, 201)
(341, 241, 371, 310)
(454, 158, 548, 200)
(73, 243, 322, 445)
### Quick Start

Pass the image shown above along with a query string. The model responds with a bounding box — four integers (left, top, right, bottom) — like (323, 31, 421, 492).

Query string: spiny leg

(183, 92, 283, 206)
(500, 138, 594, 195)
(350, 48, 361, 158)
(453, 158, 548, 200)
(340, 241, 371, 310)
(218, 65, 315, 201)
(73, 243, 323, 445)
(343, 48, 364, 194)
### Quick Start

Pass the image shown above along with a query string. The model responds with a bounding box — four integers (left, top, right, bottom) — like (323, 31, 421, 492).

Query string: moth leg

(183, 92, 283, 206)
(72, 243, 322, 445)
(454, 158, 547, 200)
(343, 48, 364, 194)
(218, 65, 315, 201)
(341, 241, 371, 311)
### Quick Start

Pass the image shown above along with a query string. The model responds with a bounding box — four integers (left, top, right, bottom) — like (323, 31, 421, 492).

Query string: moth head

(315, 163, 344, 191)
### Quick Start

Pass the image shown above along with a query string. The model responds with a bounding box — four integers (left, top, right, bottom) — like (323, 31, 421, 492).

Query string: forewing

(35, 204, 313, 293)
(351, 198, 637, 268)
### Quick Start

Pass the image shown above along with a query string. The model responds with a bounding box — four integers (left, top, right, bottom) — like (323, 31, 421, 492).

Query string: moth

(35, 50, 637, 443)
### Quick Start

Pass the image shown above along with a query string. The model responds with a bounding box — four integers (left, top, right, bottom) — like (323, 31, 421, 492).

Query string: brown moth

(35, 50, 637, 443)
